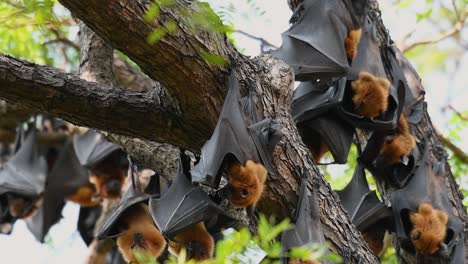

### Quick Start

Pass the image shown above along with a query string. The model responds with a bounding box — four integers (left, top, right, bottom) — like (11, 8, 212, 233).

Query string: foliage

(132, 215, 340, 264)
(0, 0, 78, 70)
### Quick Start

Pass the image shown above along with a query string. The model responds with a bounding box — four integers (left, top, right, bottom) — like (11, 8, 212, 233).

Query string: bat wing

(26, 140, 90, 242)
(291, 79, 346, 123)
(73, 130, 120, 168)
(299, 114, 354, 164)
(281, 172, 325, 262)
(391, 143, 464, 258)
(395, 49, 425, 124)
(191, 72, 261, 188)
(346, 18, 386, 80)
(271, 0, 359, 82)
(248, 118, 282, 175)
(96, 180, 150, 239)
(150, 156, 235, 239)
(337, 163, 392, 231)
(78, 205, 102, 246)
(0, 128, 47, 197)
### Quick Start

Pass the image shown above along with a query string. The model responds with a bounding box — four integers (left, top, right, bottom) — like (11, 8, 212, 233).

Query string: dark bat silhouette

(26, 139, 90, 242)
(336, 163, 393, 256)
(191, 71, 281, 189)
(271, 0, 368, 84)
(281, 170, 327, 263)
(391, 143, 464, 262)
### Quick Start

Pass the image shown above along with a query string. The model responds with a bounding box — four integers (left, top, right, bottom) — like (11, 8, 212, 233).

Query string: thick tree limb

(58, 0, 241, 143)
(0, 53, 191, 147)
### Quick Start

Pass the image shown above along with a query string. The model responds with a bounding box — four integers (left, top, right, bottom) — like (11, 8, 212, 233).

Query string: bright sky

(0, 0, 466, 263)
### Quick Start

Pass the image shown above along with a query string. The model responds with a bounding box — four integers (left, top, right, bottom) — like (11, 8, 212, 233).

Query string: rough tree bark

(0, 0, 465, 263)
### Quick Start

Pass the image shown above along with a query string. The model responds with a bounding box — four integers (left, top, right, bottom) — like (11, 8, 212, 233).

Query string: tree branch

(436, 130, 468, 164)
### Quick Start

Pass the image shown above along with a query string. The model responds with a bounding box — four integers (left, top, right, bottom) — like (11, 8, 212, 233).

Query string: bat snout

(131, 232, 146, 249)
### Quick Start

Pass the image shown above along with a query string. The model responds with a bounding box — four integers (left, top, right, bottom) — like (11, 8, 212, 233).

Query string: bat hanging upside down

(168, 222, 214, 261)
(225, 160, 268, 209)
(379, 114, 416, 164)
(409, 203, 448, 255)
(116, 203, 166, 264)
(351, 71, 390, 119)
(7, 193, 43, 219)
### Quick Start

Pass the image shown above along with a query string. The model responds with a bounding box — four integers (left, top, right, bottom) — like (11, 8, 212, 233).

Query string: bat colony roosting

(0, 0, 465, 263)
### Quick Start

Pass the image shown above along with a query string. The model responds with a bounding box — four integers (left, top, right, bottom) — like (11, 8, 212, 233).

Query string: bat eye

(241, 189, 249, 198)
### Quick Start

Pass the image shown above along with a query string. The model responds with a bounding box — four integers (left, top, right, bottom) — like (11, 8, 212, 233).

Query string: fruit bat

(96, 173, 163, 240)
(26, 139, 91, 242)
(191, 71, 281, 188)
(168, 221, 214, 261)
(150, 155, 237, 239)
(391, 143, 464, 262)
(297, 112, 354, 164)
(281, 170, 327, 264)
(74, 130, 128, 199)
(337, 18, 406, 131)
(0, 126, 47, 221)
(336, 163, 392, 255)
(271, 0, 367, 83)
(115, 203, 166, 264)
(359, 125, 420, 188)
(0, 127, 47, 200)
(77, 205, 102, 246)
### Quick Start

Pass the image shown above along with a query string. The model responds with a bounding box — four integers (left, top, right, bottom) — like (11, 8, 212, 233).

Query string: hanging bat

(0, 126, 47, 221)
(336, 163, 393, 256)
(271, 0, 367, 84)
(281, 170, 327, 264)
(168, 222, 214, 261)
(26, 139, 91, 242)
(337, 18, 406, 131)
(116, 203, 166, 264)
(291, 79, 353, 164)
(191, 71, 281, 189)
(150, 154, 237, 245)
(74, 130, 128, 199)
(97, 166, 169, 263)
(378, 113, 416, 165)
(391, 143, 464, 262)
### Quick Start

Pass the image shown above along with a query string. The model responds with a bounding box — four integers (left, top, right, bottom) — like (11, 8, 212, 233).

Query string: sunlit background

(0, 0, 466, 263)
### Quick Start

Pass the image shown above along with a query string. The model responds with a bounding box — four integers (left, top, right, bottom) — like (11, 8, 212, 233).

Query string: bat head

(7, 193, 43, 219)
(408, 203, 448, 255)
(187, 239, 213, 261)
(351, 72, 390, 119)
(116, 204, 166, 264)
(66, 183, 102, 207)
(226, 160, 268, 208)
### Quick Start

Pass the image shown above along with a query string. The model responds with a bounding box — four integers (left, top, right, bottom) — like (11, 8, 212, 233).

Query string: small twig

(234, 30, 278, 49)
(436, 130, 468, 164)
(44, 38, 80, 51)
(447, 104, 468, 121)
